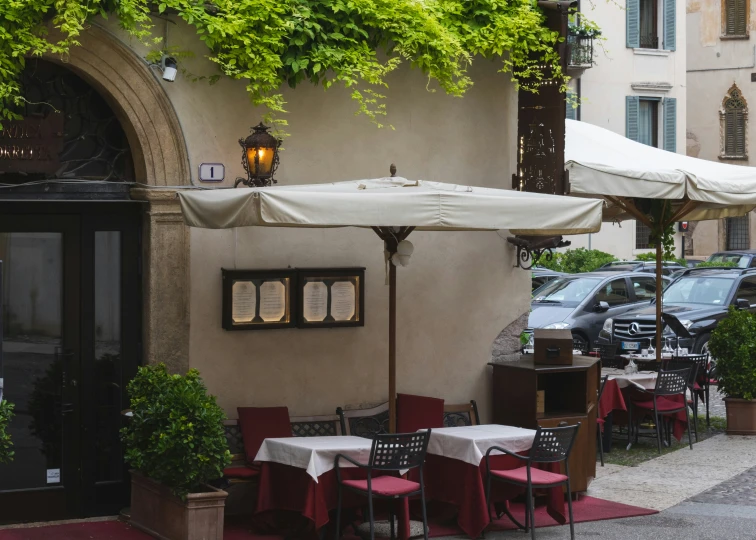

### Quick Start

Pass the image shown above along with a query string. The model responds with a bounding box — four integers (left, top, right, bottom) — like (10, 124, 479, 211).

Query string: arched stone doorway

(0, 26, 190, 524)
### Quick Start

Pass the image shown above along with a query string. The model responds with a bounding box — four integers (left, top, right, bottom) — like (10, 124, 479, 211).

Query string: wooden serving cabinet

(489, 355, 600, 493)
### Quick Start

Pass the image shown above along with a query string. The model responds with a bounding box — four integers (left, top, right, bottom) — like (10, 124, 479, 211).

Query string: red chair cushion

(237, 406, 292, 463)
(342, 476, 421, 496)
(223, 466, 260, 479)
(491, 466, 568, 486)
(632, 397, 685, 412)
(396, 393, 444, 433)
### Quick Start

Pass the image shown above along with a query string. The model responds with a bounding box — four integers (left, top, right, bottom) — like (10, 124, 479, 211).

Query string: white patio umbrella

(566, 119, 756, 360)
(179, 176, 603, 431)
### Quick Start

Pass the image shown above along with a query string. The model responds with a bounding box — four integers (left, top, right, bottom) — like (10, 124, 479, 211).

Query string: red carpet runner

(0, 497, 657, 539)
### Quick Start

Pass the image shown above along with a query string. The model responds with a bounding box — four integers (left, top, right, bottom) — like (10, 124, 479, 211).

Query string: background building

(563, 0, 686, 259)
(687, 0, 756, 255)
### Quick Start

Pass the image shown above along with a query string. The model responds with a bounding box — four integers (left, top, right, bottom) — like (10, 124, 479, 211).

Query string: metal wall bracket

(507, 235, 571, 269)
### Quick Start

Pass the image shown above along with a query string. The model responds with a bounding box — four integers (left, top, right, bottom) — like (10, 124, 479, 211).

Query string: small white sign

(199, 163, 224, 182)
(47, 468, 61, 484)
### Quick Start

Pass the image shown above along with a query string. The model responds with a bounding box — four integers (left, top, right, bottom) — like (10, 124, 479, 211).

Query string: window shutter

(626, 96, 640, 141)
(627, 0, 640, 48)
(726, 0, 748, 35)
(566, 92, 577, 120)
(664, 97, 677, 152)
(725, 109, 746, 156)
(663, 0, 676, 51)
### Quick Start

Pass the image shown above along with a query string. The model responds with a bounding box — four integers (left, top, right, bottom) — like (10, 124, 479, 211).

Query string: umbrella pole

(656, 242, 663, 363)
(389, 260, 397, 433)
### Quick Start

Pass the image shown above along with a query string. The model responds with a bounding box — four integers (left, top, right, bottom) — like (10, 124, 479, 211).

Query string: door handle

(56, 347, 76, 416)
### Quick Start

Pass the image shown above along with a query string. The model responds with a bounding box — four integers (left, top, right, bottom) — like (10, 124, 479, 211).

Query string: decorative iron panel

(4, 59, 134, 183)
(443, 411, 472, 427)
(224, 423, 245, 455)
(347, 410, 390, 439)
(292, 420, 338, 437)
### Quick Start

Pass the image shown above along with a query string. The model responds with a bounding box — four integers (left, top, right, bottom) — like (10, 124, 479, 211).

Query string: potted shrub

(708, 306, 756, 435)
(0, 400, 14, 464)
(121, 364, 231, 540)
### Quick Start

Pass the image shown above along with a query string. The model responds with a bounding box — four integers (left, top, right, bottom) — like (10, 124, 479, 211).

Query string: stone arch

(42, 24, 190, 186)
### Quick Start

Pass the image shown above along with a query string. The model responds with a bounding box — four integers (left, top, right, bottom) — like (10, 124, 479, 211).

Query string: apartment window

(724, 0, 748, 36)
(639, 0, 659, 48)
(627, 96, 677, 151)
(721, 84, 748, 159)
(636, 221, 652, 249)
(627, 0, 675, 50)
(726, 215, 750, 250)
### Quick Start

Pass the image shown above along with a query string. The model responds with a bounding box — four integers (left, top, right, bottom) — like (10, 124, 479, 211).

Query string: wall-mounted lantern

(234, 123, 281, 188)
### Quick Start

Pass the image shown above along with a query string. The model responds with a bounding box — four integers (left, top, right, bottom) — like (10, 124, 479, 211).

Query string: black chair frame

(598, 343, 622, 369)
(597, 375, 609, 467)
(334, 430, 431, 540)
(484, 423, 581, 540)
(628, 367, 695, 454)
(664, 356, 707, 441)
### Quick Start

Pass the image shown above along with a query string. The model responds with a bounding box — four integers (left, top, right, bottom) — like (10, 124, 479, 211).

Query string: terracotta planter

(129, 470, 228, 540)
(725, 398, 756, 435)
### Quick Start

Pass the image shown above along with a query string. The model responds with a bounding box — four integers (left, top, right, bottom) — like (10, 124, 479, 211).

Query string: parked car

(598, 260, 685, 276)
(531, 267, 566, 292)
(598, 267, 756, 356)
(527, 271, 671, 352)
(706, 250, 756, 268)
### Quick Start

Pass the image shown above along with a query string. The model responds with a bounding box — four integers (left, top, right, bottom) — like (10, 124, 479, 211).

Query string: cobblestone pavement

(697, 384, 725, 418)
(688, 464, 756, 506)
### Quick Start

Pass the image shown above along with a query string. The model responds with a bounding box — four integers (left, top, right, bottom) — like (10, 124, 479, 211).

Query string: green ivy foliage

(121, 364, 231, 499)
(696, 261, 738, 268)
(0, 400, 14, 464)
(539, 247, 617, 274)
(709, 307, 756, 400)
(0, 0, 563, 131)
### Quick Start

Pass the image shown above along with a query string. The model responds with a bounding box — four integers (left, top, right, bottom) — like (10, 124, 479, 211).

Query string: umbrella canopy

(566, 119, 756, 221)
(178, 177, 604, 432)
(565, 119, 756, 360)
(179, 177, 603, 234)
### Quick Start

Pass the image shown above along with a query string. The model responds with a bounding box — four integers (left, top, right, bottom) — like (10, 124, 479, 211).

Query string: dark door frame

(0, 201, 143, 523)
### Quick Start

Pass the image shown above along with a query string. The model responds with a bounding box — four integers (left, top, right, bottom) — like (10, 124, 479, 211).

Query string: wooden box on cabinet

(488, 355, 600, 493)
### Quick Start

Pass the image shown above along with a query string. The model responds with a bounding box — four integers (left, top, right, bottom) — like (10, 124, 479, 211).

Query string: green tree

(0, 401, 14, 464)
(709, 307, 756, 400)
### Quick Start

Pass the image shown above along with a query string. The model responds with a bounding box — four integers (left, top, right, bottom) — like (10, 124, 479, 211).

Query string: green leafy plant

(0, 0, 568, 133)
(709, 307, 756, 400)
(634, 252, 686, 266)
(121, 364, 231, 498)
(0, 400, 14, 464)
(539, 248, 617, 274)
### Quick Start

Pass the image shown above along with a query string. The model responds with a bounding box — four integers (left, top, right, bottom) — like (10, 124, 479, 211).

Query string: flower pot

(724, 398, 756, 435)
(129, 470, 228, 540)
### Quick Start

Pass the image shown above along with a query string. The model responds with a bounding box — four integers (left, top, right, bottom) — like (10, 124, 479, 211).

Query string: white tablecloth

(603, 368, 657, 391)
(426, 425, 536, 467)
(254, 436, 372, 481)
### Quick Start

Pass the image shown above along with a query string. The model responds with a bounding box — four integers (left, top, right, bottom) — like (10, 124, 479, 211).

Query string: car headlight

(602, 318, 613, 333)
(544, 322, 571, 330)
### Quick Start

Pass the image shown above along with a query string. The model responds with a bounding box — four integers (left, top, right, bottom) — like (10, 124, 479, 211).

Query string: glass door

(0, 215, 81, 523)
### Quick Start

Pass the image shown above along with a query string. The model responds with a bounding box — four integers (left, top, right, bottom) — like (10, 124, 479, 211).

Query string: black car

(599, 261, 685, 276)
(598, 267, 756, 356)
(527, 271, 670, 352)
(706, 250, 756, 269)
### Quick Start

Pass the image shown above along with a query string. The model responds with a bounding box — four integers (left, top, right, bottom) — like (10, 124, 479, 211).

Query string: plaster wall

(564, 0, 686, 258)
(103, 20, 525, 420)
(686, 0, 756, 255)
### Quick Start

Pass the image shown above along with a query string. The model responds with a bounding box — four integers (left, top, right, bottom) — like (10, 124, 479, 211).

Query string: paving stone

(687, 465, 756, 506)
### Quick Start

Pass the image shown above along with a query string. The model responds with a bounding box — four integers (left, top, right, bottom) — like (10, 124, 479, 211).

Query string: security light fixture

(161, 55, 178, 82)
(234, 123, 281, 188)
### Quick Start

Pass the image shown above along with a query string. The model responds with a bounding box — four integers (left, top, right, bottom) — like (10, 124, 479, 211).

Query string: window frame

(596, 277, 632, 307)
(636, 220, 652, 249)
(733, 276, 756, 307)
(631, 275, 660, 302)
(720, 84, 748, 160)
(638, 0, 659, 49)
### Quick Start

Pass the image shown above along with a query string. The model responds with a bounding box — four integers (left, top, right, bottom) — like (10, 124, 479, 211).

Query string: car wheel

(696, 334, 716, 378)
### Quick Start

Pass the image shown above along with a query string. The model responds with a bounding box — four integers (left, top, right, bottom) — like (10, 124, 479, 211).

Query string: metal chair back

(369, 430, 431, 471)
(599, 343, 622, 368)
(597, 375, 609, 403)
(530, 423, 581, 463)
(654, 367, 692, 396)
(664, 358, 703, 387)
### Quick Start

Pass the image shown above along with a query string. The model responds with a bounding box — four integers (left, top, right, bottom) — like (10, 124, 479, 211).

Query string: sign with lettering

(0, 114, 65, 174)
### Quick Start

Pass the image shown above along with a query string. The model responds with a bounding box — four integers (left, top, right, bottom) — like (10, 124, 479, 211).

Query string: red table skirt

(421, 453, 566, 539)
(598, 379, 626, 431)
(255, 462, 410, 539)
(623, 387, 688, 441)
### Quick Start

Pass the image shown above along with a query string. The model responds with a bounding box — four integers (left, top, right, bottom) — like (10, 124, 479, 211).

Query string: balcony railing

(639, 35, 659, 49)
(567, 33, 595, 69)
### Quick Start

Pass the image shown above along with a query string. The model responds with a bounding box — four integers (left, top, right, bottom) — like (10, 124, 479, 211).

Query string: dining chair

(597, 375, 609, 467)
(396, 393, 444, 433)
(664, 356, 707, 441)
(484, 423, 581, 540)
(236, 406, 292, 465)
(334, 430, 431, 540)
(598, 343, 622, 369)
(628, 367, 694, 453)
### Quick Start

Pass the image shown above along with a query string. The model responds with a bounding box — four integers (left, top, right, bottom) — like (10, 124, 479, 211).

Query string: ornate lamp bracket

(507, 235, 571, 269)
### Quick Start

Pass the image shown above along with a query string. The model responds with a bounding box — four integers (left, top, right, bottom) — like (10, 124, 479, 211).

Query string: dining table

(421, 424, 566, 539)
(253, 435, 411, 539)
